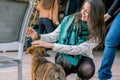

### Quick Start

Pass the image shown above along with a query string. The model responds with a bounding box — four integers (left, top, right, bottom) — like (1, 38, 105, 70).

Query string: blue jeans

(98, 12, 120, 79)
(38, 18, 56, 34)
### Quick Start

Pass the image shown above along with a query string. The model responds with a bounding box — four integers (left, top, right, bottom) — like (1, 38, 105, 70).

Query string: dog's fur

(26, 45, 66, 80)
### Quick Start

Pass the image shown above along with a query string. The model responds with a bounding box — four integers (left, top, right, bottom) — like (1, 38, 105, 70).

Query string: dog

(26, 45, 66, 80)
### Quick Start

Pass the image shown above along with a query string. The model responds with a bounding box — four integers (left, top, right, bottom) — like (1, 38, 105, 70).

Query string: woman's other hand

(26, 27, 38, 40)
(32, 40, 54, 49)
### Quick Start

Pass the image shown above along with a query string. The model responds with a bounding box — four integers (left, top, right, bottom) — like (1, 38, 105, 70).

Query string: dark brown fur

(26, 45, 66, 80)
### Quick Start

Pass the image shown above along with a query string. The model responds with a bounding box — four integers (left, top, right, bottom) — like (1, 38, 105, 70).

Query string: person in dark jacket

(98, 0, 120, 80)
(65, 0, 83, 16)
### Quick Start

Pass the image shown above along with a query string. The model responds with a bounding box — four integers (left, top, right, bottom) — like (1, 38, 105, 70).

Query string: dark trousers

(55, 54, 95, 80)
(38, 18, 56, 34)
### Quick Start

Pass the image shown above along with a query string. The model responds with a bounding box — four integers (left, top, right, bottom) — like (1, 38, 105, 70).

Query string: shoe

(98, 77, 114, 80)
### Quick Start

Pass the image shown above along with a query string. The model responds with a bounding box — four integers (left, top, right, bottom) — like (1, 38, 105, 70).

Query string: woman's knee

(77, 57, 95, 79)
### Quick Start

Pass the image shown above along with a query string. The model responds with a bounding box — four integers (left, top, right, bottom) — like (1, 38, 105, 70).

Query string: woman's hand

(26, 27, 38, 40)
(54, 21, 59, 26)
(32, 40, 54, 49)
(104, 13, 111, 22)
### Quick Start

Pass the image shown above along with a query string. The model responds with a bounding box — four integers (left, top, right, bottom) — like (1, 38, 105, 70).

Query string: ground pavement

(0, 50, 120, 80)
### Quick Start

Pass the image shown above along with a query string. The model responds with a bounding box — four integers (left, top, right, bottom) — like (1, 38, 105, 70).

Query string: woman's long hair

(74, 0, 106, 47)
(41, 0, 55, 10)
(83, 0, 106, 46)
(85, 0, 106, 47)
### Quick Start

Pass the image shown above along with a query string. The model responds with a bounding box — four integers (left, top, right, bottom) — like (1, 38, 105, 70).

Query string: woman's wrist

(47, 43, 54, 49)
(54, 22, 59, 26)
(33, 33, 41, 41)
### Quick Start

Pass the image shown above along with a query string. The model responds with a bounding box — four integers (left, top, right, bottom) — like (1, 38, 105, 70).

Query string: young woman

(33, 0, 59, 34)
(27, 0, 105, 79)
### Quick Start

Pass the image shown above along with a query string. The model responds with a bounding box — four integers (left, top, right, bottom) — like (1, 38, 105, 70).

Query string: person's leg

(43, 18, 56, 33)
(38, 18, 45, 34)
(38, 18, 51, 57)
(98, 12, 120, 80)
(76, 56, 95, 80)
(55, 55, 75, 76)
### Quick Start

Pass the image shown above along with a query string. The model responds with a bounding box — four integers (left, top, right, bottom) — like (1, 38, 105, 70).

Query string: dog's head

(26, 45, 46, 57)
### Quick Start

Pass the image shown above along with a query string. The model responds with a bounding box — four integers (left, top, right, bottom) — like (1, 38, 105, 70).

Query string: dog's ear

(26, 45, 37, 54)
(26, 47, 32, 54)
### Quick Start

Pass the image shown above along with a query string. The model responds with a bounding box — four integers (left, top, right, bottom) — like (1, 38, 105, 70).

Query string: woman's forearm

(52, 39, 98, 55)
(40, 25, 60, 42)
